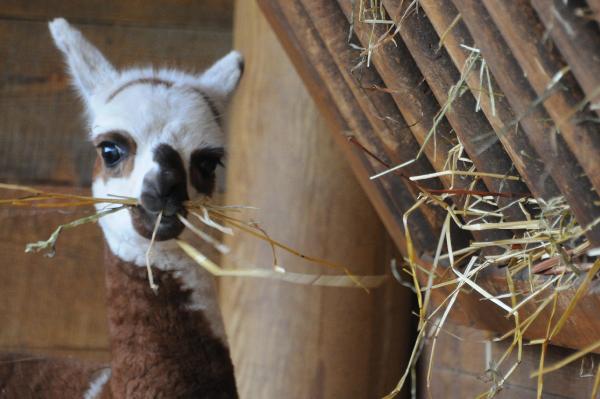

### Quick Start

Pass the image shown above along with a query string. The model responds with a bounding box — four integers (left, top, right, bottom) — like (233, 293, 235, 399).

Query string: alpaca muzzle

(132, 144, 189, 240)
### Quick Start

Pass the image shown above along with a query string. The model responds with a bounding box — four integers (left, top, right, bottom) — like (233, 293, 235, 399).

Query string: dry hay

(0, 182, 386, 292)
(353, 1, 600, 398)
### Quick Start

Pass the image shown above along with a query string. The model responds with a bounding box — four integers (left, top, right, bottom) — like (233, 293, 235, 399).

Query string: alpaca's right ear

(49, 18, 117, 102)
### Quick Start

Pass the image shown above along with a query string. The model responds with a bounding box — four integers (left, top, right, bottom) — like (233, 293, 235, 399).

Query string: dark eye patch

(189, 147, 225, 195)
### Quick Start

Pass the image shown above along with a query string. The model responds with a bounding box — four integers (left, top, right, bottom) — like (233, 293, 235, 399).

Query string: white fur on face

(49, 18, 243, 269)
(91, 79, 224, 267)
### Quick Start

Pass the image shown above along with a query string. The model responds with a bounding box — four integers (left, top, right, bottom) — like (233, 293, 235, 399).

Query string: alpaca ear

(198, 51, 244, 113)
(49, 18, 117, 102)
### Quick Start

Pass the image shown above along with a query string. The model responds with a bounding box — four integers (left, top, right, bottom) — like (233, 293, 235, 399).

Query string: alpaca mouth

(130, 205, 186, 241)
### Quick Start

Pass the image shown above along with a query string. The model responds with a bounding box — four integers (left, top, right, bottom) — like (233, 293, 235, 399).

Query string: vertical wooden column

(218, 1, 412, 398)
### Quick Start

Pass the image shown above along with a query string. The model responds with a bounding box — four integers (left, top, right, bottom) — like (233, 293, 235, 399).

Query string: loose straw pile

(0, 182, 386, 293)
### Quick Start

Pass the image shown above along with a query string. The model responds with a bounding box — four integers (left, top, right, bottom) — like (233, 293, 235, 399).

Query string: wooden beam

(418, 0, 562, 201)
(530, 0, 600, 118)
(256, 0, 442, 255)
(0, 0, 233, 30)
(289, 0, 451, 246)
(483, 0, 600, 199)
(220, 1, 412, 396)
(452, 0, 600, 246)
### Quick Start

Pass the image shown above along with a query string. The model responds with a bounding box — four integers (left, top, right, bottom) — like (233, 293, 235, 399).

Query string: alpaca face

(49, 19, 243, 266)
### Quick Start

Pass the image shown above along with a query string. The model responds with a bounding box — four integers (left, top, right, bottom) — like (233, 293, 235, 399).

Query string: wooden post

(218, 1, 412, 397)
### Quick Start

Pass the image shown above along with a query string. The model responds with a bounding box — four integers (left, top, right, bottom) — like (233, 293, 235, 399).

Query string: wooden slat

(423, 322, 599, 398)
(586, 0, 600, 26)
(0, 19, 231, 186)
(256, 0, 439, 255)
(452, 0, 600, 246)
(0, 0, 233, 30)
(336, 1, 515, 250)
(425, 263, 600, 353)
(482, 0, 600, 198)
(530, 0, 600, 118)
(382, 0, 531, 226)
(418, 0, 562, 201)
(292, 0, 453, 250)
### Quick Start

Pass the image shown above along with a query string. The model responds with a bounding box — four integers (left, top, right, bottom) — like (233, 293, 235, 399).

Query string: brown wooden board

(0, 187, 109, 362)
(258, 0, 600, 353)
(418, 0, 562, 202)
(0, 19, 232, 186)
(256, 0, 442, 256)
(452, 0, 600, 246)
(382, 0, 531, 225)
(482, 0, 600, 197)
(219, 1, 412, 396)
(422, 322, 599, 398)
(531, 0, 600, 119)
(0, 0, 233, 30)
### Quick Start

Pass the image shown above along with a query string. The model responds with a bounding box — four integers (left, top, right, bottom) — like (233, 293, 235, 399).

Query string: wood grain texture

(0, 19, 232, 186)
(257, 0, 434, 255)
(219, 1, 412, 397)
(423, 264, 600, 354)
(0, 187, 109, 363)
(417, 0, 561, 201)
(530, 0, 600, 118)
(452, 0, 600, 246)
(258, 0, 600, 354)
(482, 0, 600, 197)
(422, 322, 598, 398)
(297, 0, 450, 245)
(382, 0, 530, 224)
(0, 0, 233, 30)
(585, 0, 600, 26)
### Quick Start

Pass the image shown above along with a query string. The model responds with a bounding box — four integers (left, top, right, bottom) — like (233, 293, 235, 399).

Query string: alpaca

(0, 19, 242, 398)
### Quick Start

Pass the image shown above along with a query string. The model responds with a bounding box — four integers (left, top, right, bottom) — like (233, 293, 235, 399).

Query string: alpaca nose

(140, 144, 189, 216)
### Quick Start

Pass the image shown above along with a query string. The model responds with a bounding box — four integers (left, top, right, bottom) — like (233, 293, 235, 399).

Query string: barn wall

(219, 1, 413, 397)
(422, 321, 600, 398)
(0, 1, 232, 363)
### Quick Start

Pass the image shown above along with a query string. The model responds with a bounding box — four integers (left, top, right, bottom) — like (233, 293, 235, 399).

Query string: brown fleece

(104, 249, 238, 399)
(0, 353, 108, 399)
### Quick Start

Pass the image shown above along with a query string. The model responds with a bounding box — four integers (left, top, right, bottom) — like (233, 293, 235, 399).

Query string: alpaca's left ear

(198, 51, 244, 113)
(49, 18, 117, 103)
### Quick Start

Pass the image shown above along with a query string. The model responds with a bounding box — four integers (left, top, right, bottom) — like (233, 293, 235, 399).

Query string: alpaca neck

(103, 246, 237, 398)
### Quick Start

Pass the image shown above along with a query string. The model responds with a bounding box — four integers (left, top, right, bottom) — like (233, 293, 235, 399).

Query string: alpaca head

(49, 18, 243, 266)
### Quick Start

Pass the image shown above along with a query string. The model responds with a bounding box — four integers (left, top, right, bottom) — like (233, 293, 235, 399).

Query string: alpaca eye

(99, 142, 124, 167)
(191, 148, 224, 177)
(190, 147, 225, 195)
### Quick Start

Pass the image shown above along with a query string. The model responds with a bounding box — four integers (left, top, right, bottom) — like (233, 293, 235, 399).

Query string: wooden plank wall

(0, 1, 232, 362)
(424, 322, 600, 398)
(219, 0, 412, 397)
